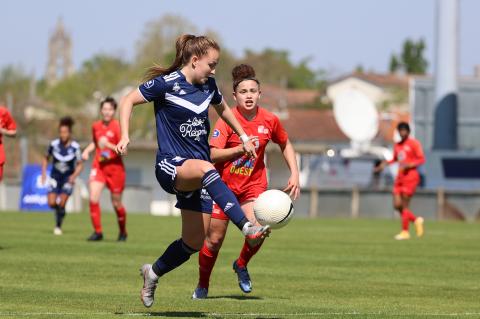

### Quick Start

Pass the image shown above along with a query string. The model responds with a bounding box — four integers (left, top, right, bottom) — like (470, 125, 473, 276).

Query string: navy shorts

(155, 154, 213, 213)
(48, 175, 73, 195)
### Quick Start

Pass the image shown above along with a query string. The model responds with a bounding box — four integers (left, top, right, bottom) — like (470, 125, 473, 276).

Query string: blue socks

(152, 239, 198, 277)
(202, 170, 248, 230)
(55, 206, 66, 228)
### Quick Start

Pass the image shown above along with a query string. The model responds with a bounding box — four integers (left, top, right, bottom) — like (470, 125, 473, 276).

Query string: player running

(192, 64, 299, 299)
(41, 117, 83, 235)
(0, 104, 17, 182)
(82, 97, 128, 242)
(116, 34, 269, 308)
(375, 122, 425, 240)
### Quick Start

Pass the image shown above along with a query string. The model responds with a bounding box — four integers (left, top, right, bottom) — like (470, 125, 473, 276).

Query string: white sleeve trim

(137, 87, 149, 102)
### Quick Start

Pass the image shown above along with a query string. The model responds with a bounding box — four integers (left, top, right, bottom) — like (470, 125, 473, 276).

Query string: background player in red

(0, 104, 17, 182)
(375, 122, 425, 240)
(82, 97, 127, 241)
(192, 64, 300, 299)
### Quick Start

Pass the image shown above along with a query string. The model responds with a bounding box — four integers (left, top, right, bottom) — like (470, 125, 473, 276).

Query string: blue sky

(2, 0, 478, 78)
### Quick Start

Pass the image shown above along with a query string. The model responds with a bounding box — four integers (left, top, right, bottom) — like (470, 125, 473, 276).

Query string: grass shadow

(207, 294, 263, 300)
(115, 312, 207, 317)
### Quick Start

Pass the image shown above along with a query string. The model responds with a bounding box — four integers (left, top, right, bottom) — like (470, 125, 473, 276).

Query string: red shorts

(393, 178, 419, 197)
(89, 162, 125, 194)
(211, 186, 265, 220)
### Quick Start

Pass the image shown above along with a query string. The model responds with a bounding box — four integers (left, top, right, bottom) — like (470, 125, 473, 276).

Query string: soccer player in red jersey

(82, 97, 127, 241)
(0, 105, 17, 182)
(192, 64, 300, 298)
(375, 122, 425, 240)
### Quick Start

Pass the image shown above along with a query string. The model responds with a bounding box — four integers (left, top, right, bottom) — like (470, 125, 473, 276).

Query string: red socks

(401, 208, 417, 231)
(198, 242, 219, 289)
(89, 201, 102, 233)
(115, 205, 127, 234)
(236, 238, 264, 268)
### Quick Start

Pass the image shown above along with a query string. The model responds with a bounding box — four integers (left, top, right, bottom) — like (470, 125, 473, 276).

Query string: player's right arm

(209, 119, 249, 164)
(81, 142, 96, 161)
(117, 78, 166, 155)
(41, 144, 52, 185)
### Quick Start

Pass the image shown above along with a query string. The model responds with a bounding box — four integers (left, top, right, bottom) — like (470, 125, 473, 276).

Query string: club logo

(212, 129, 220, 138)
(144, 80, 154, 89)
(173, 82, 181, 93)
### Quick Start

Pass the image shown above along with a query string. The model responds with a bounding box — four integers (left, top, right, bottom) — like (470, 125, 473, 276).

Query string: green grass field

(0, 211, 479, 318)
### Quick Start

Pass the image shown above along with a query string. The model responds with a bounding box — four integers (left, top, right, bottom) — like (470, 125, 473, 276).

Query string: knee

(48, 200, 57, 208)
(205, 235, 224, 252)
(394, 203, 403, 211)
(200, 162, 216, 175)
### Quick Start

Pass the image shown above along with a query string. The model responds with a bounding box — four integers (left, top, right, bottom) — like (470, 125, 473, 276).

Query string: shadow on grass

(115, 312, 207, 317)
(207, 294, 263, 300)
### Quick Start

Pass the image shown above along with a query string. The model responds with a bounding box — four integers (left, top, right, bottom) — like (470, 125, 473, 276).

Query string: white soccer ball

(254, 189, 294, 229)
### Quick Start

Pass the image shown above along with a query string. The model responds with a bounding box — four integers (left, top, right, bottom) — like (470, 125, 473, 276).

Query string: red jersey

(91, 119, 123, 166)
(0, 106, 17, 164)
(210, 106, 289, 195)
(389, 137, 425, 181)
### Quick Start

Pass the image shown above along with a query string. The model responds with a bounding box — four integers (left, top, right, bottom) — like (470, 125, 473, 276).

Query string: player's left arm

(213, 99, 256, 158)
(406, 140, 426, 169)
(272, 116, 300, 199)
(68, 161, 84, 184)
(0, 113, 17, 137)
(278, 139, 300, 200)
(68, 146, 84, 183)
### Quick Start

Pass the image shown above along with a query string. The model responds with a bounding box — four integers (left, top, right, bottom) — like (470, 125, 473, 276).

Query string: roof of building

(330, 72, 410, 90)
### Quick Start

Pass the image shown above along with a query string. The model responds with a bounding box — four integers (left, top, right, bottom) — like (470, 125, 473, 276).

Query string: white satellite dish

(333, 89, 388, 159)
(333, 89, 379, 144)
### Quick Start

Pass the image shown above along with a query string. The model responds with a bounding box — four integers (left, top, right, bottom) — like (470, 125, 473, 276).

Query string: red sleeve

(4, 111, 16, 130)
(271, 116, 288, 145)
(209, 119, 231, 149)
(91, 123, 97, 145)
(411, 140, 425, 167)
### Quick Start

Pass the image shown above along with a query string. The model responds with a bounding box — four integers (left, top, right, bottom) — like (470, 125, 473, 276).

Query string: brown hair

(232, 64, 260, 91)
(144, 34, 220, 81)
(100, 96, 117, 110)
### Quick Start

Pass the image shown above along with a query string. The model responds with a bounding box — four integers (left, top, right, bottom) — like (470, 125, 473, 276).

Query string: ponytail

(144, 34, 220, 81)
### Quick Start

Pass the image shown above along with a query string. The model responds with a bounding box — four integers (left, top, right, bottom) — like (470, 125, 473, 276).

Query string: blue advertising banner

(19, 164, 51, 211)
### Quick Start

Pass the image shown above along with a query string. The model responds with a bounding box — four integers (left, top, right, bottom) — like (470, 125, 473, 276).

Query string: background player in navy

(41, 116, 83, 235)
(116, 34, 269, 308)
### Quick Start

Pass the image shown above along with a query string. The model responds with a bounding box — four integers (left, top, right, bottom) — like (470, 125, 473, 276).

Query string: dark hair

(59, 116, 74, 130)
(397, 122, 410, 132)
(232, 64, 260, 91)
(100, 96, 117, 110)
(144, 34, 220, 81)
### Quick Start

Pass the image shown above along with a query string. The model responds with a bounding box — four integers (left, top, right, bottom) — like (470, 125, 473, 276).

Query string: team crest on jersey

(106, 130, 114, 137)
(173, 82, 181, 93)
(258, 125, 269, 134)
(144, 80, 154, 89)
(212, 129, 220, 138)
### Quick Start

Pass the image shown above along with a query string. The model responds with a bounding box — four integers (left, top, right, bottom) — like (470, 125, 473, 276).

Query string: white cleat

(140, 264, 158, 308)
(53, 227, 63, 235)
(192, 286, 208, 299)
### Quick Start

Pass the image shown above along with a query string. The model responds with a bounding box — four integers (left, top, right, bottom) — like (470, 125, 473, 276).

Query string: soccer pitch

(0, 212, 479, 319)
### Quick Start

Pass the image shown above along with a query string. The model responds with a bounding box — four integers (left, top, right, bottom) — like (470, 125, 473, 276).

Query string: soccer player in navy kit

(116, 34, 269, 308)
(41, 117, 83, 235)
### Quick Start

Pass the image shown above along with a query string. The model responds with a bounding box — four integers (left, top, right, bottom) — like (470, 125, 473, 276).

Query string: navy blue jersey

(46, 139, 82, 178)
(138, 70, 223, 162)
